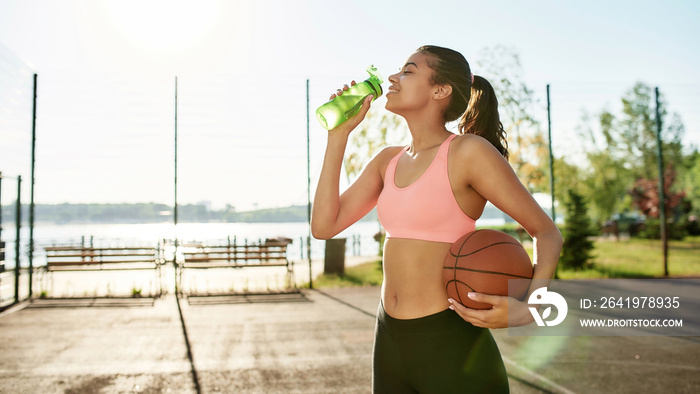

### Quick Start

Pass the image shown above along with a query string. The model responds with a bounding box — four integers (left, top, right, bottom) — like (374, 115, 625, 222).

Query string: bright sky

(1, 0, 699, 210)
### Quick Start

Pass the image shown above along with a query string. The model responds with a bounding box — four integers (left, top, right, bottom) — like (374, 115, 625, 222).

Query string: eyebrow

(404, 62, 418, 69)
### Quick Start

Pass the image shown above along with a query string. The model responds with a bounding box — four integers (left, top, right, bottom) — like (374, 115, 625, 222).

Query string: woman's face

(385, 51, 436, 116)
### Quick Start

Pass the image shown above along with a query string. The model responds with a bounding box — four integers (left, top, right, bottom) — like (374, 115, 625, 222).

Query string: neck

(404, 112, 451, 154)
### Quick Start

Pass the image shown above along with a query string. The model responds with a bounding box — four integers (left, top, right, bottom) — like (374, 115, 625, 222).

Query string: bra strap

(437, 133, 457, 159)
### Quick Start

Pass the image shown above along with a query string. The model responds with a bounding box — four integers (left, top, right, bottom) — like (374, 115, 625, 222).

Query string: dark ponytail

(416, 45, 509, 160)
(459, 75, 509, 160)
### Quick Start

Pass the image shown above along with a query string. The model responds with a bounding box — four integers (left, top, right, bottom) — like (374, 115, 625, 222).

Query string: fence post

(299, 236, 304, 260)
(547, 84, 556, 223)
(28, 73, 37, 298)
(14, 176, 21, 304)
(654, 87, 668, 277)
(306, 78, 313, 289)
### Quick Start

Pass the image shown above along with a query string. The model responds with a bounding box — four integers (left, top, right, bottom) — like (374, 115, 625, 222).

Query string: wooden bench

(44, 245, 163, 295)
(178, 237, 294, 292)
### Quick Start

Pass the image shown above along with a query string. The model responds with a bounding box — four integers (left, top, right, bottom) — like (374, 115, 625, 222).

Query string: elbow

(532, 222, 563, 249)
(310, 220, 334, 240)
(311, 229, 337, 241)
(311, 227, 332, 240)
(543, 223, 564, 248)
(553, 224, 564, 248)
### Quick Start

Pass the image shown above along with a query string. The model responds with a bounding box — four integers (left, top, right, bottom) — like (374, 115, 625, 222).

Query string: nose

(388, 72, 399, 84)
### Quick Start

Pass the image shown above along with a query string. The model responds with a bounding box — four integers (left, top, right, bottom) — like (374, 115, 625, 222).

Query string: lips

(387, 86, 399, 94)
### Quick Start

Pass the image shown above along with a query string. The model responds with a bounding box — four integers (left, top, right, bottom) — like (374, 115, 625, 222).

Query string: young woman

(311, 45, 562, 393)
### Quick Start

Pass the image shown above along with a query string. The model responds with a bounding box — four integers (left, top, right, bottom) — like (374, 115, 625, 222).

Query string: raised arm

(311, 94, 384, 240)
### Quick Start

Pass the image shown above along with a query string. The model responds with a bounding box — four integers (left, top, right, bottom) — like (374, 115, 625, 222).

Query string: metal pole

(174, 76, 179, 232)
(306, 79, 313, 289)
(174, 76, 179, 292)
(14, 176, 21, 304)
(654, 87, 668, 277)
(547, 84, 555, 224)
(28, 73, 37, 297)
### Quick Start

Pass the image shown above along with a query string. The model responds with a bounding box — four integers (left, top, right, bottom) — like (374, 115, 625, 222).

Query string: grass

(307, 236, 700, 287)
(305, 260, 384, 288)
(556, 236, 700, 279)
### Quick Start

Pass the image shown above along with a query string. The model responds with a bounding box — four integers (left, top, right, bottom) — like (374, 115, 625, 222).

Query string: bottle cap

(365, 65, 383, 97)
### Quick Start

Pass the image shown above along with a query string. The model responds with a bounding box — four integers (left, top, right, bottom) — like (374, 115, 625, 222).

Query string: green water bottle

(316, 65, 383, 130)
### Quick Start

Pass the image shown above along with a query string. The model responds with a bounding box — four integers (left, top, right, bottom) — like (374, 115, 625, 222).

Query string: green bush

(638, 218, 687, 240)
(560, 190, 596, 270)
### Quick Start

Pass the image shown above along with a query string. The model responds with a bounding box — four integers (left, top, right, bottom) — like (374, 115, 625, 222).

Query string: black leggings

(372, 302, 509, 393)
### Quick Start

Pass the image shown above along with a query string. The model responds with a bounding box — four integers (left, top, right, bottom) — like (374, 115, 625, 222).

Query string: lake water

(0, 220, 385, 268)
(0, 217, 507, 269)
(0, 218, 508, 301)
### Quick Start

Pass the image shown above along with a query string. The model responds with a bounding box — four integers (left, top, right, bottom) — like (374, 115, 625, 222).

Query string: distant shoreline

(1, 203, 376, 225)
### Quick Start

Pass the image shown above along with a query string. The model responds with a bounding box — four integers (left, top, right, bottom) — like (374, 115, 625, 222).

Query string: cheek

(399, 88, 430, 108)
(386, 89, 428, 113)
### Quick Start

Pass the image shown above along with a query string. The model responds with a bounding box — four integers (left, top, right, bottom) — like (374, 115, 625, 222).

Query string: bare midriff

(381, 237, 454, 319)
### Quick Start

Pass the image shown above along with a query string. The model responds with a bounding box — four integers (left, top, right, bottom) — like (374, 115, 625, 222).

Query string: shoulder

(450, 133, 503, 160)
(380, 145, 406, 157)
(369, 145, 405, 166)
(364, 145, 405, 178)
(449, 133, 512, 184)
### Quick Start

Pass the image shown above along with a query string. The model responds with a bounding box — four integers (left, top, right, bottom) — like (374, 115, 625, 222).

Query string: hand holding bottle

(328, 81, 356, 101)
(326, 81, 374, 136)
(316, 65, 383, 133)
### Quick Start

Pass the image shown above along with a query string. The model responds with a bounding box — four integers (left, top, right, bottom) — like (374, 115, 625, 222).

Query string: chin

(384, 101, 401, 116)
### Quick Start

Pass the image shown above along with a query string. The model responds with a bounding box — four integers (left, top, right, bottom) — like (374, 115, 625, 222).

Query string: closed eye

(399, 62, 417, 73)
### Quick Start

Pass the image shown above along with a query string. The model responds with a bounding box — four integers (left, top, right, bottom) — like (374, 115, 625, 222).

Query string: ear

(433, 84, 452, 100)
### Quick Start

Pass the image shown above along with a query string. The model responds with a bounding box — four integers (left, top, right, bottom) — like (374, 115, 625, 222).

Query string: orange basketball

(443, 229, 533, 309)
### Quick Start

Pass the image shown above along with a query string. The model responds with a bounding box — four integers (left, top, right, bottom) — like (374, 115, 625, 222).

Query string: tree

(583, 150, 634, 225)
(573, 110, 634, 225)
(512, 131, 550, 192)
(681, 150, 700, 217)
(629, 164, 688, 239)
(343, 108, 408, 183)
(612, 83, 684, 180)
(552, 157, 583, 211)
(629, 165, 685, 219)
(573, 82, 687, 227)
(560, 190, 596, 270)
(474, 46, 548, 191)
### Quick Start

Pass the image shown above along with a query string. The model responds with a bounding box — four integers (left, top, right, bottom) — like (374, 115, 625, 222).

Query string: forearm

(449, 224, 562, 328)
(505, 226, 562, 327)
(529, 225, 563, 291)
(311, 133, 349, 239)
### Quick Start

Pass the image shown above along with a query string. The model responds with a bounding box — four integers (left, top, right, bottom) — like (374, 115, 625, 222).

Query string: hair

(416, 45, 509, 159)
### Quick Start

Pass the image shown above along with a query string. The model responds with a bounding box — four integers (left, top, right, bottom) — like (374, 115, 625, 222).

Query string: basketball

(443, 229, 533, 309)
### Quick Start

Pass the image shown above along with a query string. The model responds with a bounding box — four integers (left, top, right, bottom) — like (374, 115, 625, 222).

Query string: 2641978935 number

(598, 296, 680, 309)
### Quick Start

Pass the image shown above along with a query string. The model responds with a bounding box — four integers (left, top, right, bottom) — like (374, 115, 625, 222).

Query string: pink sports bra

(377, 133, 476, 243)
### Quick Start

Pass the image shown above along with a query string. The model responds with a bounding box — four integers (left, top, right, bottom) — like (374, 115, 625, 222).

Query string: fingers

(328, 80, 356, 100)
(327, 93, 374, 134)
(448, 292, 510, 329)
(357, 94, 373, 116)
(466, 291, 504, 307)
(449, 298, 490, 328)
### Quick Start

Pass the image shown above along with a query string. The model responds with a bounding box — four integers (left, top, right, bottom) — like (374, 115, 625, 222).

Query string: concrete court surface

(0, 286, 698, 393)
